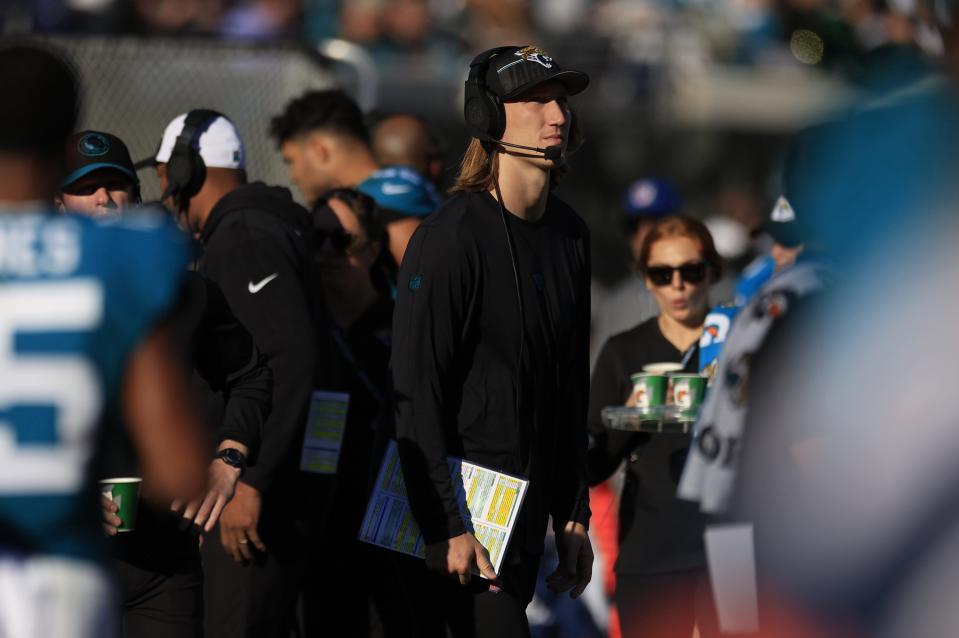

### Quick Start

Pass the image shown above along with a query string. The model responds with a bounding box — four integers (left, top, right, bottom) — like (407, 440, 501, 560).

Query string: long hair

(450, 109, 584, 194)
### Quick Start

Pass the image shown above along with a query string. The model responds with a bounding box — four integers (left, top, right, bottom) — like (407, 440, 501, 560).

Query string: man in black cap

(392, 45, 593, 636)
(56, 130, 140, 217)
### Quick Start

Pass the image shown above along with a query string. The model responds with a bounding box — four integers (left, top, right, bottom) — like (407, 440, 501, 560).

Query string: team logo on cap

(78, 133, 110, 157)
(516, 46, 553, 69)
(770, 196, 796, 223)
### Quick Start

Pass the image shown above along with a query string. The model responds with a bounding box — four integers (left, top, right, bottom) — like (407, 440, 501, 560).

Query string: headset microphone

(496, 139, 563, 161)
(472, 129, 562, 161)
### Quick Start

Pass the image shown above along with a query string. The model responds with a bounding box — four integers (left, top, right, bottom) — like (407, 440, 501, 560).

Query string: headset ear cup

(187, 151, 206, 197)
(488, 93, 505, 140)
(464, 92, 491, 137)
(166, 149, 193, 199)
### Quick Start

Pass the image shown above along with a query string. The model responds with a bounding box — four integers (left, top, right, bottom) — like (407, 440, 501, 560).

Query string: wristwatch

(215, 448, 247, 475)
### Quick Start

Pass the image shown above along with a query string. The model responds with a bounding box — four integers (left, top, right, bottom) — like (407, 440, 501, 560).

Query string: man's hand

(547, 521, 593, 599)
(171, 458, 242, 533)
(101, 493, 122, 536)
(217, 481, 265, 562)
(424, 532, 497, 585)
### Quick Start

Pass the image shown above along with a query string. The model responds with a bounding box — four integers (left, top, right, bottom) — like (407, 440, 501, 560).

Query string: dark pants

(112, 501, 203, 638)
(116, 558, 203, 638)
(202, 474, 328, 638)
(401, 551, 540, 638)
(615, 569, 720, 638)
(300, 544, 417, 638)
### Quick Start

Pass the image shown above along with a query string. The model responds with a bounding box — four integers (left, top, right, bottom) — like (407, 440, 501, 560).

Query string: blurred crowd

(3, 1, 944, 77)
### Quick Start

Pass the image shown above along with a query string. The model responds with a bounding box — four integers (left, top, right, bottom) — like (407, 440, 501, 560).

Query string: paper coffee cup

(99, 477, 142, 533)
(630, 373, 667, 412)
(642, 362, 684, 374)
(670, 373, 708, 420)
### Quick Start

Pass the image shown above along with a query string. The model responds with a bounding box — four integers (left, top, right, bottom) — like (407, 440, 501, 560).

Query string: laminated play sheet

(299, 391, 350, 475)
(358, 440, 528, 574)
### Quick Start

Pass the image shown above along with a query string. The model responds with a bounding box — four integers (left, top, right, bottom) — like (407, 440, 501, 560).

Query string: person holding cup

(587, 215, 721, 638)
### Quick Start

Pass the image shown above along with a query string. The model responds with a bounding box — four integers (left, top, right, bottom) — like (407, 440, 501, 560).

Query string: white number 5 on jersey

(0, 280, 103, 494)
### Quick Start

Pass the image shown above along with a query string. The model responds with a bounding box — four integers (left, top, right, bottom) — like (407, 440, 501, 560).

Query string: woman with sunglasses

(304, 188, 411, 636)
(587, 215, 722, 638)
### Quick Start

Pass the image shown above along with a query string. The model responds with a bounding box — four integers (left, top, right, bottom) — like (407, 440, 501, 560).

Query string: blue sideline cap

(623, 178, 682, 219)
(358, 166, 441, 218)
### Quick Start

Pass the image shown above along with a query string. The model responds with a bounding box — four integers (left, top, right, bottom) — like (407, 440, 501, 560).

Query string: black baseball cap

(62, 130, 139, 189)
(764, 195, 806, 248)
(485, 45, 589, 100)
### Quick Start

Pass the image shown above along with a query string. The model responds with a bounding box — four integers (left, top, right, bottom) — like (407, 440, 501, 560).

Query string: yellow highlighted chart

(358, 441, 529, 575)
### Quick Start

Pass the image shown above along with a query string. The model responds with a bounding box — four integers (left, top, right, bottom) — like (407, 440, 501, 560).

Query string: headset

(464, 47, 563, 161)
(163, 109, 224, 212)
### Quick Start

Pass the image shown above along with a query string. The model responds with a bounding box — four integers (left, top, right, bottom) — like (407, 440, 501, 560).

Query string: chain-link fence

(36, 36, 337, 202)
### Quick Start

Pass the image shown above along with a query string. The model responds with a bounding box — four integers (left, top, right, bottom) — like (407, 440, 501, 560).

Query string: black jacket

(393, 190, 591, 555)
(587, 317, 707, 574)
(199, 182, 328, 495)
(179, 272, 272, 462)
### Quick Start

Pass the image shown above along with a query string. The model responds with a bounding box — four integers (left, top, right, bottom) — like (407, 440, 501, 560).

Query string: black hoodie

(199, 182, 329, 495)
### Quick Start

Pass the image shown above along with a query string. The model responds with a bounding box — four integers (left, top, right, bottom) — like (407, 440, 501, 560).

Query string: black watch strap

(216, 447, 247, 474)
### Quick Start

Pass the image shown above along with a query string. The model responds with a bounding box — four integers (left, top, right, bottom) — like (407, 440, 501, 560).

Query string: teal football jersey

(0, 210, 187, 562)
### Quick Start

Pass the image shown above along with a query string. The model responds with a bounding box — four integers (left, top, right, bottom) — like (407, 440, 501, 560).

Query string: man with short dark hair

(270, 90, 435, 266)
(269, 89, 379, 205)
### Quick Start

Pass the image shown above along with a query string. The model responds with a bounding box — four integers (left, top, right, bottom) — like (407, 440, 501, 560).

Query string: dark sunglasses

(315, 227, 355, 254)
(645, 261, 708, 286)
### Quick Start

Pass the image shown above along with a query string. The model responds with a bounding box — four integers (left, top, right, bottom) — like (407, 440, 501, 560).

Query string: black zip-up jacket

(199, 182, 328, 495)
(179, 271, 272, 461)
(393, 190, 591, 556)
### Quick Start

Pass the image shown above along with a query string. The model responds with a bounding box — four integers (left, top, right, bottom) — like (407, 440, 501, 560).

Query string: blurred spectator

(371, 113, 445, 186)
(132, 0, 227, 34)
(220, 0, 301, 39)
(463, 0, 535, 51)
(339, 0, 386, 44)
(591, 177, 682, 368)
(732, 22, 959, 637)
(270, 89, 379, 205)
(382, 0, 432, 49)
(703, 214, 754, 304)
(357, 165, 441, 266)
(271, 90, 434, 266)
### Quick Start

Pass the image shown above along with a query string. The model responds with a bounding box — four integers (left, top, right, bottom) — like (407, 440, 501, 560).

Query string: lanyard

(330, 326, 384, 405)
(680, 343, 698, 369)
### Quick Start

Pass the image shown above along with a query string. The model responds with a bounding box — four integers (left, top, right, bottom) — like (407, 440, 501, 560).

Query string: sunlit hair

(638, 215, 723, 282)
(450, 109, 584, 194)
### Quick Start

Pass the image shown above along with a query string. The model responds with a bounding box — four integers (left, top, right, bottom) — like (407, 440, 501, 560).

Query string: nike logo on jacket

(248, 273, 279, 293)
